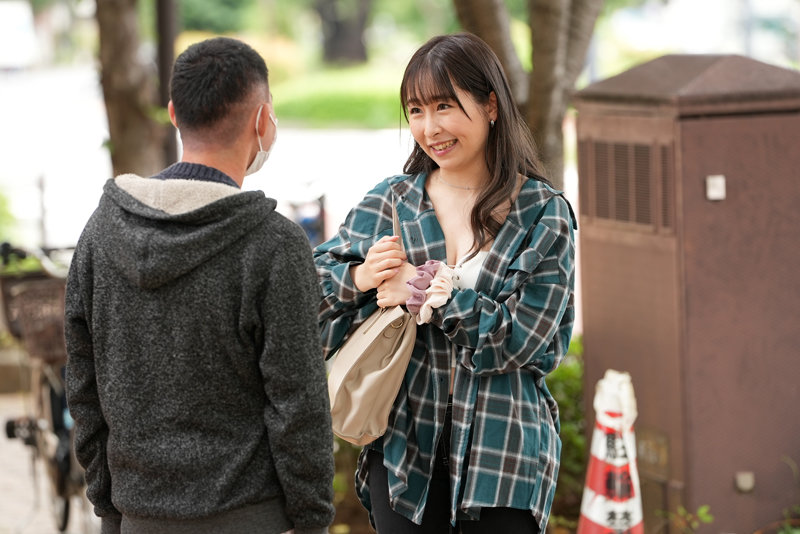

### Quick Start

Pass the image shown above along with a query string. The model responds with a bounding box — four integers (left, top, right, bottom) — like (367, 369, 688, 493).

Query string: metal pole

(38, 174, 46, 247)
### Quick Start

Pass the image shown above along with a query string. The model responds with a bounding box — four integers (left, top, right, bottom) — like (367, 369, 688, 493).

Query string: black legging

(366, 403, 540, 534)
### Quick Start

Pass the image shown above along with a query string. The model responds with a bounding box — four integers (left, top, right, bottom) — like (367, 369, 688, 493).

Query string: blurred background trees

(91, 0, 607, 185)
(16, 0, 799, 185)
(314, 0, 373, 63)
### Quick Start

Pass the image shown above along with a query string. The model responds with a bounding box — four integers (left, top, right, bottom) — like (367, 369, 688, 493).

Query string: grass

(173, 31, 406, 130)
(272, 63, 406, 129)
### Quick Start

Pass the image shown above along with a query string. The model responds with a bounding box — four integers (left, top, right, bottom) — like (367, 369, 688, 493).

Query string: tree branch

(453, 0, 528, 105)
(564, 0, 603, 90)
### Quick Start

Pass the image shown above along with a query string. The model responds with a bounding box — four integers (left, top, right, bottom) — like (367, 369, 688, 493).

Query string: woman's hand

(377, 261, 416, 308)
(350, 235, 407, 293)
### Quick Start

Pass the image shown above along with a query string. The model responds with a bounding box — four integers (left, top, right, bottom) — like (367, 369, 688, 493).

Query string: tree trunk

(96, 0, 165, 177)
(452, 0, 602, 190)
(528, 0, 603, 188)
(156, 0, 178, 165)
(452, 0, 528, 105)
(527, 0, 569, 187)
(315, 0, 373, 64)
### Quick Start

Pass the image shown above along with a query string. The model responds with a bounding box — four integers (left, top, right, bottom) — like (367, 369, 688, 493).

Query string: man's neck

(179, 147, 247, 187)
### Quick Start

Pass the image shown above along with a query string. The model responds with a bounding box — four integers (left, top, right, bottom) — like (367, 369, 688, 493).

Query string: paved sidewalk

(0, 393, 99, 534)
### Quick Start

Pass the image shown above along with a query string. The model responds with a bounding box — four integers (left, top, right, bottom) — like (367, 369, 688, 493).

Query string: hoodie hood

(97, 175, 275, 289)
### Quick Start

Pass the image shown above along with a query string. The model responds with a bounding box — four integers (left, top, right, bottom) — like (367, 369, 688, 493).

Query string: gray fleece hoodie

(64, 170, 335, 534)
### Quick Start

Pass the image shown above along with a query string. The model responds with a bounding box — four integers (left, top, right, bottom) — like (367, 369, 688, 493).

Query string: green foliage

(0, 254, 42, 275)
(147, 105, 171, 127)
(510, 19, 532, 71)
(548, 335, 587, 520)
(0, 329, 20, 350)
(29, 0, 57, 14)
(779, 456, 800, 534)
(780, 516, 800, 534)
(247, 1, 320, 41)
(180, 0, 254, 33)
(331, 436, 370, 532)
(372, 0, 457, 42)
(658, 505, 714, 534)
(0, 193, 15, 239)
(136, 0, 157, 41)
(272, 63, 403, 129)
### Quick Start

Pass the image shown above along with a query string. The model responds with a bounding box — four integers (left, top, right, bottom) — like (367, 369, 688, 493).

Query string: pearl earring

(490, 119, 495, 128)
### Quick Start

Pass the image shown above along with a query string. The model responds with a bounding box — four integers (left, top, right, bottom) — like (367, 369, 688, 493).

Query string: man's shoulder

(244, 206, 316, 263)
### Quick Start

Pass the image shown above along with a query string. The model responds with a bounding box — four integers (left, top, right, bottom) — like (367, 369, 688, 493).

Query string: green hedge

(548, 335, 587, 524)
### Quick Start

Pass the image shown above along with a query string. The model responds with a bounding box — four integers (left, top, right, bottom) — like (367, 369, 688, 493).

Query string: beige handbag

(327, 200, 417, 446)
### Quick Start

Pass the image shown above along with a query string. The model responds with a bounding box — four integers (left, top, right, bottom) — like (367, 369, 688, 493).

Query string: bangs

(401, 58, 463, 115)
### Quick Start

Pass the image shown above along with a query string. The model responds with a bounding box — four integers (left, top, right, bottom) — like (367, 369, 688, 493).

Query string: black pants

(366, 403, 540, 534)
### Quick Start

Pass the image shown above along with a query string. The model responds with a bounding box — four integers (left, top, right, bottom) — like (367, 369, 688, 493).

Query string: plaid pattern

(314, 173, 576, 530)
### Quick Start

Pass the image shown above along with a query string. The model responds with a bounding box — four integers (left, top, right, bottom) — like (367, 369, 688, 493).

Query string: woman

(314, 33, 576, 533)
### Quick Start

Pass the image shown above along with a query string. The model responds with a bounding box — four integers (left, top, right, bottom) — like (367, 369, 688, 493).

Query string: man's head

(169, 37, 269, 145)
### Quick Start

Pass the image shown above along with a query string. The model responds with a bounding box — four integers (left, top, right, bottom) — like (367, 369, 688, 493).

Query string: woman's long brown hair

(401, 33, 549, 259)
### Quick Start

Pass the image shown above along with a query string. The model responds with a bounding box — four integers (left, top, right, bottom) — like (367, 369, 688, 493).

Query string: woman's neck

(435, 167, 489, 192)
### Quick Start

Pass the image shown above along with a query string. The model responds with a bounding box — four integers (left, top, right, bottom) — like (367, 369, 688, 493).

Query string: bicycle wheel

(51, 491, 70, 532)
(36, 363, 72, 532)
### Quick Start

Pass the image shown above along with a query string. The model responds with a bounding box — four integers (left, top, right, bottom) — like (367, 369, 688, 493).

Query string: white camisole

(451, 250, 489, 290)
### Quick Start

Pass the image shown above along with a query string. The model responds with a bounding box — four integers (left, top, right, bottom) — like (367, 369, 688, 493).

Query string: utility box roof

(575, 54, 800, 116)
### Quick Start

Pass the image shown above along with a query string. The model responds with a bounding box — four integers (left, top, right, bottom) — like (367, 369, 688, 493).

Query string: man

(65, 37, 335, 534)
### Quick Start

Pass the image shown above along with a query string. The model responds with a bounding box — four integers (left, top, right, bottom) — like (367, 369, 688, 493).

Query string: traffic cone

(577, 370, 643, 534)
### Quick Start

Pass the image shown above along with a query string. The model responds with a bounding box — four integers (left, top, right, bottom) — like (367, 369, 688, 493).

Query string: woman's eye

(437, 102, 451, 111)
(408, 106, 421, 115)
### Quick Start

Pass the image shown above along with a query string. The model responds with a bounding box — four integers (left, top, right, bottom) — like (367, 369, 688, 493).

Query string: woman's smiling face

(405, 84, 494, 177)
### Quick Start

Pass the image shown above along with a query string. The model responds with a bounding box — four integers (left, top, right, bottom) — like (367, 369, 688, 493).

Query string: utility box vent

(578, 140, 674, 232)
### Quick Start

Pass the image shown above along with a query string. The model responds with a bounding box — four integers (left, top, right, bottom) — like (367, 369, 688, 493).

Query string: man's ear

(168, 101, 178, 128)
(255, 104, 268, 137)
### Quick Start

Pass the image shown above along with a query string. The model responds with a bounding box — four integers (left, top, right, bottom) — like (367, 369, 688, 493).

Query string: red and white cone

(577, 370, 643, 534)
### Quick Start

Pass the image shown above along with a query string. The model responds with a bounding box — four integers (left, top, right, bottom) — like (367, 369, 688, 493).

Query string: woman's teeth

(432, 140, 456, 151)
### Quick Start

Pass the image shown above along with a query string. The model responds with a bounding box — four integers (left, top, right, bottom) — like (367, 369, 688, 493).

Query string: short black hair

(170, 37, 268, 132)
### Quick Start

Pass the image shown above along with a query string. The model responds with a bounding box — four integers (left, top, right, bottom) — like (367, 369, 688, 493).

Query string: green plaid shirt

(314, 173, 576, 530)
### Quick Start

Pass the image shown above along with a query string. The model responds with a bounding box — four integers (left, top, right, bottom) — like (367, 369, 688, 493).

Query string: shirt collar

(150, 162, 239, 189)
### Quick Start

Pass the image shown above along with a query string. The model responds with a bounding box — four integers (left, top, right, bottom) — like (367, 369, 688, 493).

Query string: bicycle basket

(0, 272, 51, 340)
(6, 277, 67, 364)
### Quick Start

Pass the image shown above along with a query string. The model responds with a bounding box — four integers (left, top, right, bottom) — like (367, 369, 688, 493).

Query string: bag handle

(392, 198, 405, 254)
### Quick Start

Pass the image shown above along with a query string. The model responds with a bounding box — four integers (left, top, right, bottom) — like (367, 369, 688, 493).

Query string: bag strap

(392, 198, 405, 254)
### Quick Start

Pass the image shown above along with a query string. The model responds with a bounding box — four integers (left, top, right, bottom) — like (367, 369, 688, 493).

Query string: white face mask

(245, 105, 279, 176)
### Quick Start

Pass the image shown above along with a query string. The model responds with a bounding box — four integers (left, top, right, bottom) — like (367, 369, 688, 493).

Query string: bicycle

(1, 242, 98, 533)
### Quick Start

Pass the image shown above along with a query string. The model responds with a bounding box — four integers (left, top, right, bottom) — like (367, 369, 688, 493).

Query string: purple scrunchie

(405, 260, 441, 314)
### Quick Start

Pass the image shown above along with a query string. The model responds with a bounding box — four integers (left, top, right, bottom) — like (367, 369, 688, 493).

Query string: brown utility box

(574, 55, 800, 533)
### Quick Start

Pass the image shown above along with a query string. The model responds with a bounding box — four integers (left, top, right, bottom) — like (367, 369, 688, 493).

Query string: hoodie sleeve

(63, 234, 122, 526)
(259, 222, 335, 532)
